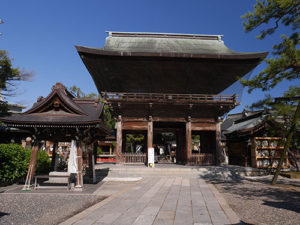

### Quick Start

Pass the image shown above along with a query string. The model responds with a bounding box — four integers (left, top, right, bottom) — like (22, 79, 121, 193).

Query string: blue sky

(1, 0, 297, 113)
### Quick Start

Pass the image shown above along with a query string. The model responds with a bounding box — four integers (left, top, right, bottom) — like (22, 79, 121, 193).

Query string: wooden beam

(191, 118, 215, 123)
(186, 118, 192, 164)
(122, 121, 148, 130)
(116, 115, 122, 163)
(122, 117, 148, 122)
(191, 122, 216, 131)
(153, 117, 186, 122)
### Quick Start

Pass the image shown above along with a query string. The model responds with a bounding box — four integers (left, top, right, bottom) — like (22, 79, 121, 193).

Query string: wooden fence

(122, 153, 147, 164)
(121, 153, 215, 165)
(189, 154, 215, 165)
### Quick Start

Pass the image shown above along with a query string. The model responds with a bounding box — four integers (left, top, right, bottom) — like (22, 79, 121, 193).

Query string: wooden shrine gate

(103, 92, 231, 165)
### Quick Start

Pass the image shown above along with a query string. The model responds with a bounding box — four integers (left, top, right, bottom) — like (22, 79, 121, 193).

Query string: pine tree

(241, 0, 300, 184)
(241, 0, 299, 93)
(0, 50, 32, 115)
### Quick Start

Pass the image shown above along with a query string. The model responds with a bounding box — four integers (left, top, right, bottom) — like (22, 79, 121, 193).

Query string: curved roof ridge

(106, 31, 223, 40)
(25, 83, 87, 116)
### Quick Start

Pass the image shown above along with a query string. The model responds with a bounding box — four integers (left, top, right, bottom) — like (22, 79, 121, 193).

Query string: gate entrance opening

(153, 122, 186, 164)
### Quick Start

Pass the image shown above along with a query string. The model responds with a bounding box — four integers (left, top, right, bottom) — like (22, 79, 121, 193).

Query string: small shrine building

(1, 83, 109, 189)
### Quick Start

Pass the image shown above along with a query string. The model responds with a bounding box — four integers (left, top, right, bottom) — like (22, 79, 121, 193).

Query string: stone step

(95, 164, 267, 178)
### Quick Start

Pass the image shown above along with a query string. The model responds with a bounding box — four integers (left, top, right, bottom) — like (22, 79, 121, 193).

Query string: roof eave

(75, 45, 268, 61)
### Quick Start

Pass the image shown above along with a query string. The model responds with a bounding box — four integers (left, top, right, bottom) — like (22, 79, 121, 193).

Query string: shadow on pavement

(200, 167, 300, 214)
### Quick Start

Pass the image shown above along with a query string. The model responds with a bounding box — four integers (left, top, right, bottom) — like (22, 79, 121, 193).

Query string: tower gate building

(76, 32, 267, 165)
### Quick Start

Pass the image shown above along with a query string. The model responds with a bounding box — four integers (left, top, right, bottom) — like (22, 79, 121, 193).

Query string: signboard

(148, 147, 155, 168)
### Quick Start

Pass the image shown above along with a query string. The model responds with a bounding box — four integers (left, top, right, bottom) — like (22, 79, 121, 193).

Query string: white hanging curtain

(68, 140, 78, 173)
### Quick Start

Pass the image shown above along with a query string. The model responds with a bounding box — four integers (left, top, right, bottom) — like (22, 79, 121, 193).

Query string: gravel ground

(209, 175, 300, 225)
(0, 193, 105, 225)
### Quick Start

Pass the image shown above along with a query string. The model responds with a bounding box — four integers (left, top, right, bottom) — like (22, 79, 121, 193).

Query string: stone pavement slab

(61, 176, 239, 225)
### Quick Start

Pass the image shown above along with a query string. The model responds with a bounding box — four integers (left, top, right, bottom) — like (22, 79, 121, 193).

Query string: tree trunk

(272, 100, 300, 185)
(288, 149, 300, 172)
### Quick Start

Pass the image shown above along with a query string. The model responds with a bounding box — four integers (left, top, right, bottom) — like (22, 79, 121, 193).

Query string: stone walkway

(61, 177, 239, 225)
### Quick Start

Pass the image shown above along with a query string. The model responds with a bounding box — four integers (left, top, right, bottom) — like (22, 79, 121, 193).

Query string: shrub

(0, 144, 51, 185)
(97, 147, 102, 154)
(0, 144, 29, 185)
(36, 150, 51, 175)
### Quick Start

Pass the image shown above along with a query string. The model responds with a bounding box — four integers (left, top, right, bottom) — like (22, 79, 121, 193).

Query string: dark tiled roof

(0, 83, 108, 131)
(77, 31, 268, 59)
(75, 31, 268, 94)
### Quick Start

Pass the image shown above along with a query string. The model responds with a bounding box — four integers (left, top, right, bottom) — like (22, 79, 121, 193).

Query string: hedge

(0, 144, 51, 185)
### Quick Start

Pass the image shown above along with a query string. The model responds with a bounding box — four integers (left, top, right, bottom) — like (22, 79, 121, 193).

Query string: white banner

(148, 147, 155, 168)
(68, 140, 78, 173)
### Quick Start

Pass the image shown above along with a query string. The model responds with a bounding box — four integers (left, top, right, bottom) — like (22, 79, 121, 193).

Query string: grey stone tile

(73, 218, 95, 225)
(96, 212, 122, 224)
(132, 215, 157, 225)
(156, 210, 175, 220)
(153, 219, 173, 225)
(210, 210, 230, 224)
(140, 206, 160, 216)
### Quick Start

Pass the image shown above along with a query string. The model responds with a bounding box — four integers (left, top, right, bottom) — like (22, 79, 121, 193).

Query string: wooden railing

(189, 154, 215, 165)
(102, 92, 237, 104)
(122, 153, 147, 164)
(121, 153, 214, 165)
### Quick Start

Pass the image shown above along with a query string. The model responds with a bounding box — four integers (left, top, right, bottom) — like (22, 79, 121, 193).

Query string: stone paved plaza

(61, 177, 238, 225)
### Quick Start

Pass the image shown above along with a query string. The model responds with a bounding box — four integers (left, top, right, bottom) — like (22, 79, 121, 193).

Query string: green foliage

(103, 104, 116, 129)
(241, 33, 299, 93)
(0, 144, 51, 185)
(0, 50, 32, 96)
(36, 150, 51, 175)
(250, 87, 300, 142)
(0, 50, 32, 115)
(68, 85, 116, 130)
(126, 134, 145, 153)
(0, 100, 9, 116)
(241, 2, 300, 177)
(97, 147, 103, 154)
(68, 85, 98, 98)
(271, 86, 300, 126)
(241, 0, 299, 94)
(242, 0, 299, 39)
(0, 144, 30, 185)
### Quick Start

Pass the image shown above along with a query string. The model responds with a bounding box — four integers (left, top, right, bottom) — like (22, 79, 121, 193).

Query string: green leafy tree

(241, 0, 300, 184)
(126, 134, 145, 153)
(68, 85, 86, 98)
(68, 85, 116, 129)
(103, 104, 115, 130)
(0, 50, 32, 115)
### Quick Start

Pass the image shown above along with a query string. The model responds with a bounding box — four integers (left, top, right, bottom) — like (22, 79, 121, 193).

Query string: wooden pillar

(88, 145, 93, 178)
(51, 142, 57, 171)
(215, 119, 222, 165)
(147, 116, 153, 149)
(186, 117, 192, 164)
(88, 144, 96, 183)
(75, 142, 83, 190)
(116, 115, 122, 163)
(23, 140, 39, 189)
(93, 141, 98, 164)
